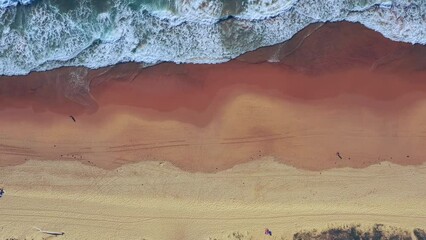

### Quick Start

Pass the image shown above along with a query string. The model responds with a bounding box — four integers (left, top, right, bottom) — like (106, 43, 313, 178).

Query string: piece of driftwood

(33, 227, 64, 236)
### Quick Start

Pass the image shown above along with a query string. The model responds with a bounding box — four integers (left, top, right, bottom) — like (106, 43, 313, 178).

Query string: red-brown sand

(0, 22, 426, 172)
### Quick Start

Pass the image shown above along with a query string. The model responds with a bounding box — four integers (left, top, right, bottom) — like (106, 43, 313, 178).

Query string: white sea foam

(0, 0, 32, 8)
(0, 0, 424, 76)
(175, 0, 224, 24)
(235, 0, 297, 20)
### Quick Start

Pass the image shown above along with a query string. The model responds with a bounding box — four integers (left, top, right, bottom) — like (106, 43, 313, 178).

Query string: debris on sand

(33, 226, 65, 236)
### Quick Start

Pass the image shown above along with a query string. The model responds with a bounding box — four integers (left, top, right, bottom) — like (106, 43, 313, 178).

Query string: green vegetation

(294, 224, 423, 240)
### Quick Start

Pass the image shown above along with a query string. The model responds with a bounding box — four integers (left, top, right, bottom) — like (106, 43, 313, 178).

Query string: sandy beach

(2, 62, 426, 171)
(1, 159, 426, 239)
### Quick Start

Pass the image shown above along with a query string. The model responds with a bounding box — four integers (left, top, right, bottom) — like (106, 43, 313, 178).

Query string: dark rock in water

(414, 229, 426, 240)
(293, 224, 412, 240)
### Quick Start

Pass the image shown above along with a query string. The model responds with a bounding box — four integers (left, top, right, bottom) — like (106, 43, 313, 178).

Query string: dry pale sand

(0, 159, 425, 239)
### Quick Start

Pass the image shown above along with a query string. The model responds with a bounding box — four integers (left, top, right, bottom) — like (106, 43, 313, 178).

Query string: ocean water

(0, 0, 425, 76)
(0, 0, 32, 9)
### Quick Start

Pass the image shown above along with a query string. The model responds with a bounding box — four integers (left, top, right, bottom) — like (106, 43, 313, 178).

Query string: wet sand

(0, 22, 426, 172)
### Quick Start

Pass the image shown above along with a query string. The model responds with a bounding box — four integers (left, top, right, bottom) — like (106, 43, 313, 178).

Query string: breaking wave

(0, 0, 33, 9)
(0, 0, 425, 76)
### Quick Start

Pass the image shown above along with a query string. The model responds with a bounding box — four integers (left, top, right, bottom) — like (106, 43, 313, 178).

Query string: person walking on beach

(265, 228, 272, 236)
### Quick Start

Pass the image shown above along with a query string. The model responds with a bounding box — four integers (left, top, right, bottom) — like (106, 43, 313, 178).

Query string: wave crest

(0, 0, 32, 8)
